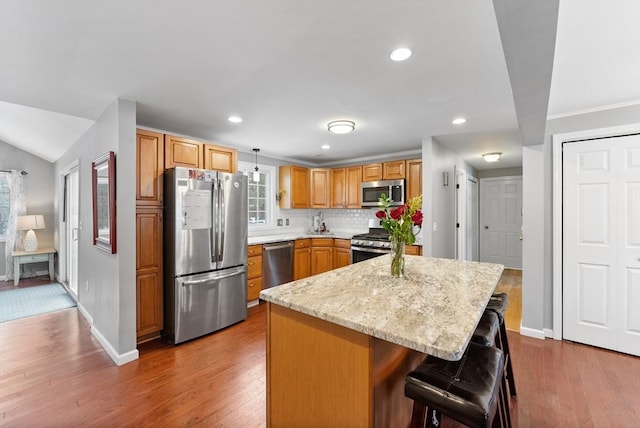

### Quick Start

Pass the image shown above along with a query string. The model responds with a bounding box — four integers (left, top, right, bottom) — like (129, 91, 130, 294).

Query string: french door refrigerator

(164, 167, 248, 344)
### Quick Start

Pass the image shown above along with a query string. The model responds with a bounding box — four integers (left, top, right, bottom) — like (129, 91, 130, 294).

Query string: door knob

(484, 226, 489, 229)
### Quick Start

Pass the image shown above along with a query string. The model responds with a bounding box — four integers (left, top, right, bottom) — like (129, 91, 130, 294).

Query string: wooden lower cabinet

(294, 239, 311, 280)
(333, 239, 351, 269)
(136, 208, 163, 341)
(311, 238, 334, 275)
(247, 244, 263, 302)
(405, 245, 422, 256)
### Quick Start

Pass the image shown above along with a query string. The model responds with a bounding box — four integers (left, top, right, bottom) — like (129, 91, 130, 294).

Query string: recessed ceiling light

(327, 120, 355, 134)
(482, 152, 502, 163)
(390, 48, 412, 62)
(228, 116, 243, 123)
(321, 144, 331, 150)
(452, 117, 466, 125)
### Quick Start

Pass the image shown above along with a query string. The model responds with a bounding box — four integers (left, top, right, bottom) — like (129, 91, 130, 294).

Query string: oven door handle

(350, 246, 390, 255)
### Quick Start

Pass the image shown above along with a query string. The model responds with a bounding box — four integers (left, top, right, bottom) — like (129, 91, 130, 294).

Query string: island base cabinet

(266, 303, 423, 427)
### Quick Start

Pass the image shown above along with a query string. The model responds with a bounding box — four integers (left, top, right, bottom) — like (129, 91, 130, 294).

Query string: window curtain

(4, 170, 26, 280)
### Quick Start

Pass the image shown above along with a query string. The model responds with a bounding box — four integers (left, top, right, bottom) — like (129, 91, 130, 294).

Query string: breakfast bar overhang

(260, 255, 504, 427)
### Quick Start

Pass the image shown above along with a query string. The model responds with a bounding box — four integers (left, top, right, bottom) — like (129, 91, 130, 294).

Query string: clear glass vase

(390, 239, 405, 278)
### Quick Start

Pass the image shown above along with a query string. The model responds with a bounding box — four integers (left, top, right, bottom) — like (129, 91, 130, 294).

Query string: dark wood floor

(1, 279, 639, 427)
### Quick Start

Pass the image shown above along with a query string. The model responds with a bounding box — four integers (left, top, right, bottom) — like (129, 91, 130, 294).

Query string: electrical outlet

(285, 218, 289, 226)
(277, 219, 283, 226)
(432, 222, 438, 232)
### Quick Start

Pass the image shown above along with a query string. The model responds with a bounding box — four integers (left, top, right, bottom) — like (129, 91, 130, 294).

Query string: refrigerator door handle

(219, 178, 225, 263)
(181, 270, 240, 285)
(210, 178, 218, 265)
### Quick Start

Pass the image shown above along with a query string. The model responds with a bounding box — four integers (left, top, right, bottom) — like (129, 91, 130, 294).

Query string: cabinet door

(247, 277, 262, 301)
(333, 247, 351, 269)
(311, 247, 333, 275)
(405, 245, 422, 256)
(248, 255, 263, 279)
(203, 144, 237, 173)
(383, 160, 405, 179)
(330, 168, 346, 208)
(310, 168, 330, 208)
(362, 163, 383, 182)
(136, 129, 164, 206)
(406, 159, 422, 200)
(165, 134, 203, 169)
(294, 247, 311, 280)
(345, 166, 362, 208)
(136, 208, 163, 339)
(279, 165, 310, 209)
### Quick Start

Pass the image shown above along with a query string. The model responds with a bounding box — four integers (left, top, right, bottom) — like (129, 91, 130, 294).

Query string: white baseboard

(77, 302, 94, 326)
(247, 299, 260, 308)
(0, 274, 6, 281)
(543, 328, 554, 338)
(519, 325, 546, 340)
(91, 324, 139, 366)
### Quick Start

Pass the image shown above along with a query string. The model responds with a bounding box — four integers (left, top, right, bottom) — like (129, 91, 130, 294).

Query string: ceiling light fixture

(327, 120, 355, 134)
(321, 144, 331, 150)
(452, 117, 466, 125)
(228, 116, 243, 123)
(482, 152, 502, 163)
(252, 148, 260, 182)
(390, 48, 412, 62)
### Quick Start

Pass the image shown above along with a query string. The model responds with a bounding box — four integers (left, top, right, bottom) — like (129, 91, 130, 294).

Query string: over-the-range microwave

(361, 179, 405, 207)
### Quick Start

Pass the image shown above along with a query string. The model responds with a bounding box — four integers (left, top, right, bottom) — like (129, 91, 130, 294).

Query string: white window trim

(238, 161, 276, 230)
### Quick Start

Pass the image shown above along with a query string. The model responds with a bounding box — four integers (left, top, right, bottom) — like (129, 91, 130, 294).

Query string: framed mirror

(92, 151, 117, 254)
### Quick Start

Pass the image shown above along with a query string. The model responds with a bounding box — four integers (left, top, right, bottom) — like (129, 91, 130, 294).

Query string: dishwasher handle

(263, 242, 294, 251)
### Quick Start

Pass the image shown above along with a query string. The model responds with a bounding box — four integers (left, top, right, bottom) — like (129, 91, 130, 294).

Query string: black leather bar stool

(405, 342, 505, 428)
(486, 293, 517, 397)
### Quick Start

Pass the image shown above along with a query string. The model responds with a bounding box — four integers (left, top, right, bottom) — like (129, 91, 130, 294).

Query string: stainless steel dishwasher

(262, 241, 294, 289)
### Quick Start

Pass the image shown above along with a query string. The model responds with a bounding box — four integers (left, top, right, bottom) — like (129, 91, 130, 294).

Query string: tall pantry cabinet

(135, 129, 164, 342)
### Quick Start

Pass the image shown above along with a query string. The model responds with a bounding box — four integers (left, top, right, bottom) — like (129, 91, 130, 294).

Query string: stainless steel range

(351, 221, 391, 264)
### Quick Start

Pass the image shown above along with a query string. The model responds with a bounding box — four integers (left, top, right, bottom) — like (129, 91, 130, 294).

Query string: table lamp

(17, 214, 46, 252)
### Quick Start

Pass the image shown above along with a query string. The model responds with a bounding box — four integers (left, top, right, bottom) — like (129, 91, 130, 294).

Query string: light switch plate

(277, 219, 283, 226)
(432, 222, 438, 232)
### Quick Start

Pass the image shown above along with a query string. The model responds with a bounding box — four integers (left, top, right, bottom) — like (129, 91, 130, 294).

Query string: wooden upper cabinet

(279, 165, 310, 209)
(310, 168, 330, 208)
(383, 160, 405, 180)
(165, 134, 203, 169)
(136, 129, 164, 206)
(331, 166, 362, 208)
(362, 163, 383, 182)
(203, 143, 237, 173)
(406, 159, 422, 200)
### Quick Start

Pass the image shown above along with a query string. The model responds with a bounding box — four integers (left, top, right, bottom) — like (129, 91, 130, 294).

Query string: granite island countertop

(260, 255, 503, 360)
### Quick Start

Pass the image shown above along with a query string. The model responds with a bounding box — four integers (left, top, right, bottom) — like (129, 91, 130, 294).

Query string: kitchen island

(259, 255, 504, 427)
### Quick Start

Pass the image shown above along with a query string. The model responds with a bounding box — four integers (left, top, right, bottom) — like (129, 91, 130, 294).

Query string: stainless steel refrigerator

(164, 167, 248, 344)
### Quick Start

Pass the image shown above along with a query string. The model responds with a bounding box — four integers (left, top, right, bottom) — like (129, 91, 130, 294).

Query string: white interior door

(466, 176, 479, 261)
(65, 167, 79, 296)
(455, 171, 467, 260)
(563, 134, 640, 356)
(479, 176, 522, 268)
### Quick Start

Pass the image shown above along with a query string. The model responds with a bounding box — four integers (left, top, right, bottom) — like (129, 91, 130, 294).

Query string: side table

(12, 248, 56, 286)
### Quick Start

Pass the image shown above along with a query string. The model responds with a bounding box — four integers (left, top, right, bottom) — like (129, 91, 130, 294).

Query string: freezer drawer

(167, 266, 247, 344)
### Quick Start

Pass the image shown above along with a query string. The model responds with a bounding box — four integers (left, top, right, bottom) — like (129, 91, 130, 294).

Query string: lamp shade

(17, 215, 46, 231)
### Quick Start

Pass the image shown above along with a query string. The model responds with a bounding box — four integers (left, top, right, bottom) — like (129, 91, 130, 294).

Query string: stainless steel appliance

(351, 221, 392, 263)
(361, 179, 405, 207)
(164, 167, 248, 344)
(262, 241, 294, 289)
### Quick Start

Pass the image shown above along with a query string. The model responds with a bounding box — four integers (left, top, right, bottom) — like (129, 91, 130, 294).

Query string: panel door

(294, 247, 311, 280)
(563, 134, 640, 356)
(330, 168, 346, 208)
(136, 208, 163, 339)
(345, 166, 362, 208)
(311, 247, 333, 275)
(204, 144, 237, 173)
(136, 129, 164, 205)
(479, 177, 522, 269)
(406, 159, 422, 201)
(165, 134, 203, 169)
(310, 168, 330, 208)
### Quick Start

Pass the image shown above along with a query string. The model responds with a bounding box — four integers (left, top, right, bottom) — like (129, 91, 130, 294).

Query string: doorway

(560, 134, 640, 356)
(455, 171, 479, 261)
(479, 176, 523, 269)
(61, 163, 80, 298)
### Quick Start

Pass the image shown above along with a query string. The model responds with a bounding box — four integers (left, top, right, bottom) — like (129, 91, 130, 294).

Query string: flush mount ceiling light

(390, 47, 412, 62)
(452, 117, 466, 125)
(482, 152, 502, 163)
(321, 144, 331, 150)
(252, 148, 260, 182)
(228, 116, 243, 123)
(327, 120, 355, 134)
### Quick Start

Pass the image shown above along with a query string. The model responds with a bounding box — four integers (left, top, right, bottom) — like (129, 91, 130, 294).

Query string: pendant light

(252, 148, 260, 182)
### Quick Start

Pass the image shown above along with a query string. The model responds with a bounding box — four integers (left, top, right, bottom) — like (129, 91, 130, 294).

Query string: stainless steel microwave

(361, 179, 405, 207)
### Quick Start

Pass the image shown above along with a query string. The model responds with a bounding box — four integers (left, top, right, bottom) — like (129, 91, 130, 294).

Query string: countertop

(260, 255, 503, 360)
(248, 232, 423, 246)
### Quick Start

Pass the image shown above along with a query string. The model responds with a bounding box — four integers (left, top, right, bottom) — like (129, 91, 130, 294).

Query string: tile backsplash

(248, 208, 378, 237)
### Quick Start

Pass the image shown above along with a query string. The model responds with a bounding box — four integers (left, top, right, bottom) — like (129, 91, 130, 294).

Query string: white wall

(54, 98, 137, 364)
(0, 141, 55, 278)
(521, 103, 640, 336)
(422, 136, 477, 258)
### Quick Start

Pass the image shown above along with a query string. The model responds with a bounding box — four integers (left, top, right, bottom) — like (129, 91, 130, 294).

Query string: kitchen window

(238, 162, 275, 228)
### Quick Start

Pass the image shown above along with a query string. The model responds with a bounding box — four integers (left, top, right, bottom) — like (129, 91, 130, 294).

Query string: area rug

(0, 283, 77, 323)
